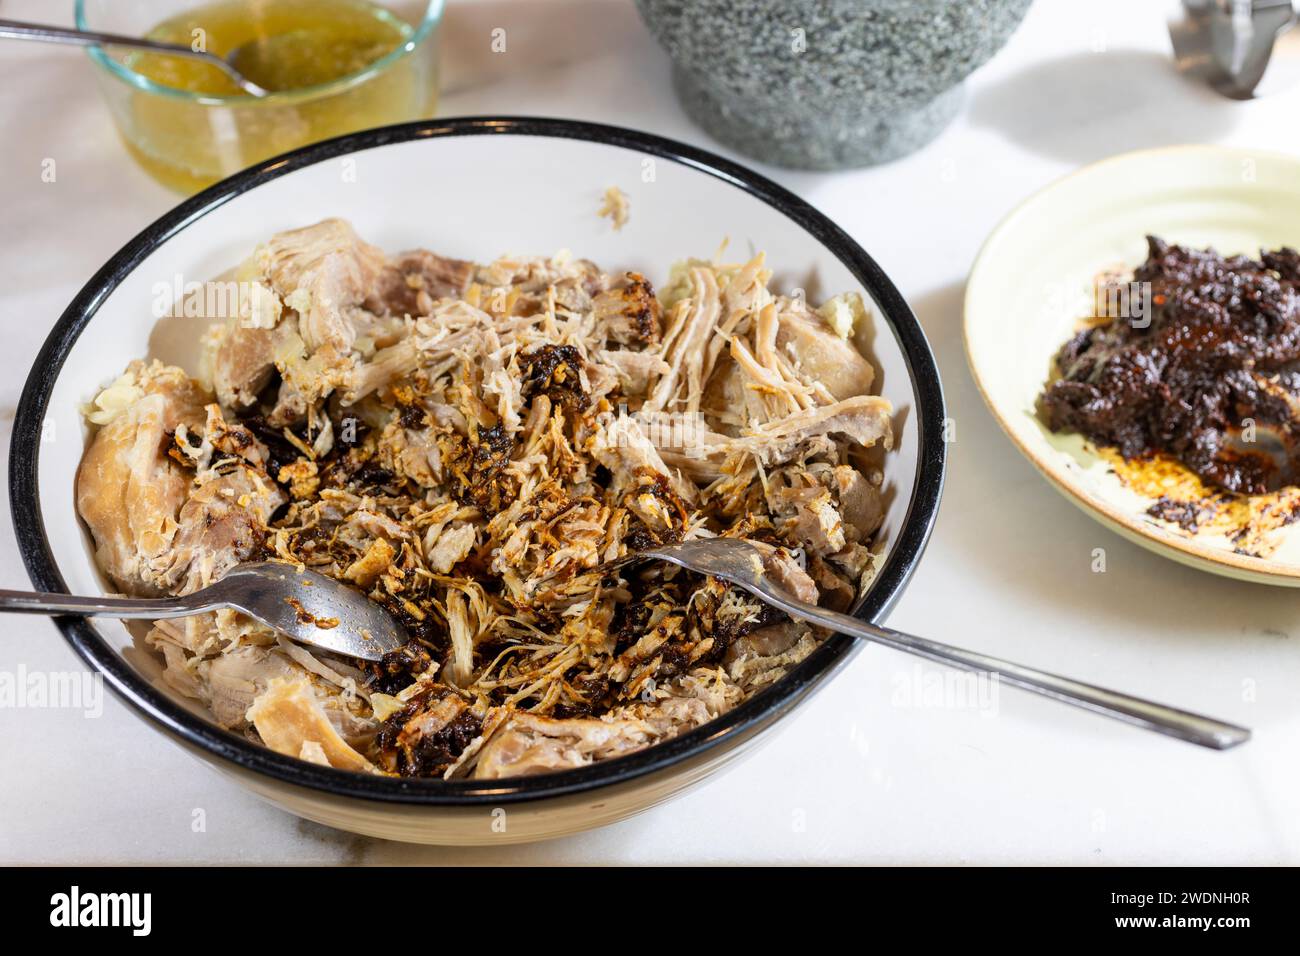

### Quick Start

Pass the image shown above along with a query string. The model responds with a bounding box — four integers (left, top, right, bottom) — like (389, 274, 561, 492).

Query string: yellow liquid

(115, 0, 436, 193)
(132, 0, 410, 95)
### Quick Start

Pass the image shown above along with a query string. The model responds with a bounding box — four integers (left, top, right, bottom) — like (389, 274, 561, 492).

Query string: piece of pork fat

(588, 412, 698, 504)
(645, 266, 721, 414)
(660, 394, 894, 482)
(374, 249, 476, 318)
(258, 218, 388, 353)
(205, 219, 395, 412)
(831, 464, 884, 539)
(769, 464, 883, 555)
(613, 673, 739, 737)
(475, 252, 605, 298)
(204, 643, 304, 729)
(476, 327, 524, 432)
(778, 482, 846, 555)
(595, 349, 670, 396)
(724, 621, 821, 691)
(697, 254, 773, 402)
(338, 337, 420, 405)
(195, 403, 272, 470)
(444, 589, 477, 687)
(76, 361, 208, 595)
(342, 297, 533, 407)
(775, 307, 876, 401)
(592, 272, 662, 346)
(164, 466, 287, 594)
(206, 318, 291, 409)
(246, 677, 377, 773)
(426, 522, 476, 574)
(747, 395, 892, 461)
(377, 414, 446, 488)
(471, 712, 656, 779)
(750, 542, 821, 605)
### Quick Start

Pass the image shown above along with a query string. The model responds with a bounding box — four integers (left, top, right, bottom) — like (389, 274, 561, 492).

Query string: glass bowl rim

(74, 0, 444, 106)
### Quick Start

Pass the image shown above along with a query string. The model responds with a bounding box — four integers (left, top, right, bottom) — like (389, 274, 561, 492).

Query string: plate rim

(963, 142, 1300, 583)
(9, 116, 948, 805)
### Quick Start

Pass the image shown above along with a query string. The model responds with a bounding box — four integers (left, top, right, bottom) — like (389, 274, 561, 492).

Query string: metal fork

(602, 538, 1250, 750)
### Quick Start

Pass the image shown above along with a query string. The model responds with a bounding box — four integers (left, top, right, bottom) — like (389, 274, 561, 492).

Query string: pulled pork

(76, 219, 892, 779)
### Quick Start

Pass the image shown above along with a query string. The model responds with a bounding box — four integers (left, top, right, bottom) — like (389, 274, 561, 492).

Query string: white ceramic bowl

(12, 118, 945, 844)
(965, 145, 1300, 586)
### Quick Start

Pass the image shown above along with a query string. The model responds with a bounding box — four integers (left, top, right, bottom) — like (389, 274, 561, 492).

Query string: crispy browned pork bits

(1039, 236, 1300, 495)
(76, 219, 893, 779)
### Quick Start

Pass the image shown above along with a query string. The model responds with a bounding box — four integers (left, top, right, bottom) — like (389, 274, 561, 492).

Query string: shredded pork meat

(76, 219, 893, 779)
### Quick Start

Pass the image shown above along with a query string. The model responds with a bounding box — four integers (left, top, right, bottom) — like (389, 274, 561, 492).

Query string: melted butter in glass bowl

(77, 0, 443, 193)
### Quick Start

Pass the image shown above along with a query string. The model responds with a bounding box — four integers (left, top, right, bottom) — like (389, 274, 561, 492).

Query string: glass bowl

(76, 0, 443, 193)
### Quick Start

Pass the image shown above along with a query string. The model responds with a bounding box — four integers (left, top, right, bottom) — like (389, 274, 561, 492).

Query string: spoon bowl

(202, 563, 407, 659)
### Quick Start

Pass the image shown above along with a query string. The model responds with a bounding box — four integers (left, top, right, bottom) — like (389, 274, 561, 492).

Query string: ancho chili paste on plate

(1038, 236, 1300, 495)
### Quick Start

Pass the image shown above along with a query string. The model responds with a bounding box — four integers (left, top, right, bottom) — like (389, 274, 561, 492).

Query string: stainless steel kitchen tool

(602, 538, 1252, 751)
(0, 18, 272, 96)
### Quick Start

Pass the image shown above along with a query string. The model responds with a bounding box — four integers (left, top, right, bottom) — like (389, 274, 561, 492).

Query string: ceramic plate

(965, 145, 1300, 585)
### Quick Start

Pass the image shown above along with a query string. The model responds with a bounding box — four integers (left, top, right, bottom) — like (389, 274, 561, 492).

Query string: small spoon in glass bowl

(0, 563, 406, 661)
(0, 18, 272, 97)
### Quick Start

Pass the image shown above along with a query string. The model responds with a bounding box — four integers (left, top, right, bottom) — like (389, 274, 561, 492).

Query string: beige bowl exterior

(191, 712, 775, 845)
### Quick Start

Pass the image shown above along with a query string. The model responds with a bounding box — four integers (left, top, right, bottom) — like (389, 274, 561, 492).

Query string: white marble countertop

(2, 0, 1299, 865)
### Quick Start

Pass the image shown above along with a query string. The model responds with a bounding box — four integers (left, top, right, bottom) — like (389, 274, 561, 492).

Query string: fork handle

(753, 584, 1249, 750)
(0, 589, 214, 619)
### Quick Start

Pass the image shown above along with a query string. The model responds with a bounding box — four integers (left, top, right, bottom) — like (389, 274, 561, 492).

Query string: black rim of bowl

(10, 116, 947, 805)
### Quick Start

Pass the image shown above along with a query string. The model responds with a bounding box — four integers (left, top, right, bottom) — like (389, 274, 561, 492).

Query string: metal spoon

(602, 539, 1251, 751)
(0, 18, 272, 97)
(0, 563, 405, 661)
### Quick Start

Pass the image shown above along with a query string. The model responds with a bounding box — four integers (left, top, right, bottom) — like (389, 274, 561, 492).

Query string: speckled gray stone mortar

(635, 0, 1032, 170)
